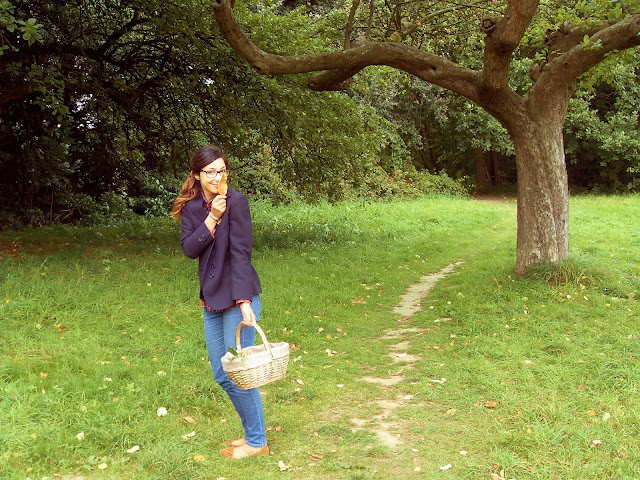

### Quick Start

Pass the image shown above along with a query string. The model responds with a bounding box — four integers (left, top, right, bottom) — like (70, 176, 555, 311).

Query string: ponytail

(170, 173, 201, 220)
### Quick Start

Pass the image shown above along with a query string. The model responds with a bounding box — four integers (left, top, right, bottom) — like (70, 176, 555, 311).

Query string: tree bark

(510, 115, 569, 274)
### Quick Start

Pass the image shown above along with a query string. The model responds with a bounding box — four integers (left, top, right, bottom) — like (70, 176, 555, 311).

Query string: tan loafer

(219, 444, 269, 459)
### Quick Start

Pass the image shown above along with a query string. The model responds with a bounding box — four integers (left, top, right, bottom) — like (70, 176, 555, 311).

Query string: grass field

(1, 195, 639, 479)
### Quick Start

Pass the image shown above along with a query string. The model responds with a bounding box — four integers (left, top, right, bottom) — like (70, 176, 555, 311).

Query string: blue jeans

(203, 295, 266, 448)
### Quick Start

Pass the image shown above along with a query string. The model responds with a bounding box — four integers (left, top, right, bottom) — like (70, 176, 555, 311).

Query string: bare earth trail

(344, 262, 464, 477)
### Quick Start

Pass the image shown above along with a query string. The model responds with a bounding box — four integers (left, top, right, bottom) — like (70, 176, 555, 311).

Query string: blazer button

(209, 274, 214, 278)
(211, 265, 215, 269)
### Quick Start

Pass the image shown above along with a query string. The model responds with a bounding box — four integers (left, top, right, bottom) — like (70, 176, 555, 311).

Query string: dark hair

(170, 146, 229, 220)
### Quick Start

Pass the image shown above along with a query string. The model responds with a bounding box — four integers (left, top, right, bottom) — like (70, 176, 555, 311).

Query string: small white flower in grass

(157, 407, 168, 417)
(76, 432, 85, 441)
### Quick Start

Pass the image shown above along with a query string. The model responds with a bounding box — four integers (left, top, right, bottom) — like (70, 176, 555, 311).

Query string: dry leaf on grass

(278, 460, 292, 471)
(193, 454, 207, 462)
(126, 445, 140, 454)
(183, 415, 196, 424)
(182, 431, 196, 440)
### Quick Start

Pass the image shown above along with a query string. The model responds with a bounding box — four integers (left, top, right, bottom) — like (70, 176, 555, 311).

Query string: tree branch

(480, 0, 539, 92)
(210, 0, 479, 100)
(533, 14, 640, 98)
(344, 0, 360, 49)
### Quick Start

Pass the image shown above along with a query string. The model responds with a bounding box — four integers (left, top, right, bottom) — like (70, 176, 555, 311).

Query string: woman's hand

(239, 301, 256, 326)
(210, 194, 227, 221)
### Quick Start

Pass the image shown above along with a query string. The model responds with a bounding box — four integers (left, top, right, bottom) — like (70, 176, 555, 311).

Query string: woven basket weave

(221, 323, 289, 390)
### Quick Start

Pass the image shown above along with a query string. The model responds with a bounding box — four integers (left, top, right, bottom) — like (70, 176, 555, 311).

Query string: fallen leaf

(127, 445, 140, 453)
(484, 401, 498, 408)
(183, 415, 196, 424)
(591, 439, 602, 446)
(296, 379, 304, 385)
(39, 372, 48, 378)
(76, 432, 85, 441)
(446, 408, 457, 415)
(440, 464, 452, 471)
(311, 454, 324, 460)
(97, 463, 108, 470)
(278, 460, 291, 471)
(603, 412, 611, 421)
(193, 454, 207, 462)
(490, 474, 505, 480)
(459, 450, 467, 455)
(182, 431, 196, 439)
(157, 407, 168, 417)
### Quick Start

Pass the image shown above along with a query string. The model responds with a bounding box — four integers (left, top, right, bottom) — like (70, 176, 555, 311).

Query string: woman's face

(195, 157, 227, 201)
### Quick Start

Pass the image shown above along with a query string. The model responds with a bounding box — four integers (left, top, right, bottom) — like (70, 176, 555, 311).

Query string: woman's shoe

(222, 438, 247, 447)
(219, 444, 269, 459)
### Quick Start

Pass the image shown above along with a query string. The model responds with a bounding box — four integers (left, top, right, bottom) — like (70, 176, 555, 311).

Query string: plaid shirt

(200, 191, 250, 312)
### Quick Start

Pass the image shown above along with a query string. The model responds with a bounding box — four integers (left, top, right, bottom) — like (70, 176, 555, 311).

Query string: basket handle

(235, 322, 272, 354)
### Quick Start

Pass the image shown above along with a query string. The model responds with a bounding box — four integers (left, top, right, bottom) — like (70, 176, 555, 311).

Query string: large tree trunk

(511, 116, 569, 274)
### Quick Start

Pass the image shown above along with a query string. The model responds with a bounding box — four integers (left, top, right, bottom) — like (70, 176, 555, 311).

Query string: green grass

(1, 195, 638, 479)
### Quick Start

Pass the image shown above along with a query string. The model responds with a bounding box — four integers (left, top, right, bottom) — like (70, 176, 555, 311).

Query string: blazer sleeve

(180, 201, 214, 259)
(228, 193, 255, 300)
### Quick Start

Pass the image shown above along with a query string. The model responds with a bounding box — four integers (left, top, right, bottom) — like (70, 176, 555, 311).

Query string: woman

(171, 146, 268, 459)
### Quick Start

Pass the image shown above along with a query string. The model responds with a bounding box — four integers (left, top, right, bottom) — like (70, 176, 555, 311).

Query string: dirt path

(344, 262, 463, 475)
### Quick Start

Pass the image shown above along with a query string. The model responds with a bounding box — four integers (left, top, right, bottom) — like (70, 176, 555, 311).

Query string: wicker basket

(221, 323, 290, 390)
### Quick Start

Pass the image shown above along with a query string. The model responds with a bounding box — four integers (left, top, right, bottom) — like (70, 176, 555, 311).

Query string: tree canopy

(1, 0, 639, 241)
(211, 0, 640, 273)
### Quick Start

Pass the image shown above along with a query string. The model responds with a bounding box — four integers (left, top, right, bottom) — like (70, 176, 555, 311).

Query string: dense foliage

(1, 0, 639, 229)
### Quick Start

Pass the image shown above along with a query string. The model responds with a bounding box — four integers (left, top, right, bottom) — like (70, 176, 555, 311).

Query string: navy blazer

(180, 188, 261, 310)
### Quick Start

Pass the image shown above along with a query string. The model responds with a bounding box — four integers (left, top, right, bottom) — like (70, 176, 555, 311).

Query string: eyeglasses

(200, 169, 229, 179)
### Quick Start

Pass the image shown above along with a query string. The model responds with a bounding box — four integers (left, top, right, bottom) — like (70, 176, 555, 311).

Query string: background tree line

(1, 0, 639, 229)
